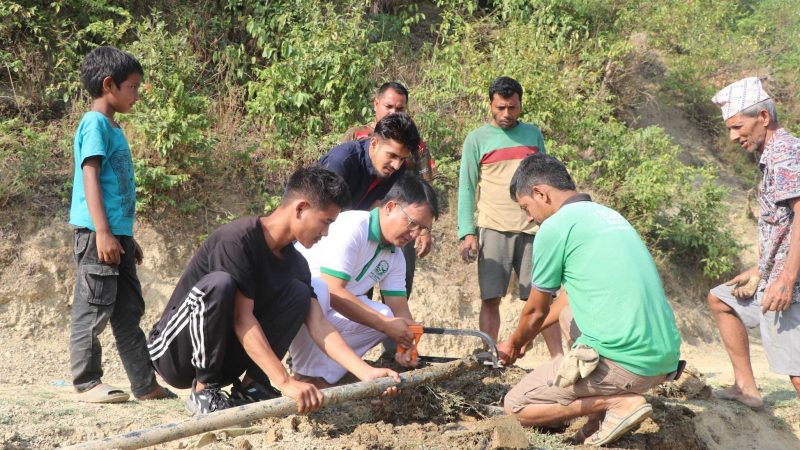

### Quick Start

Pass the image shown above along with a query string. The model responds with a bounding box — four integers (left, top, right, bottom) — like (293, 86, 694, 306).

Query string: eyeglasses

(397, 204, 430, 236)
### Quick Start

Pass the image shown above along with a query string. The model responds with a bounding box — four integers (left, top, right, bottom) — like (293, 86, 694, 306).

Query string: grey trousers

(68, 228, 157, 397)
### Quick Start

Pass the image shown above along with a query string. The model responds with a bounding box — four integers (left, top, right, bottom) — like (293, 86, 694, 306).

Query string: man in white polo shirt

(289, 174, 439, 385)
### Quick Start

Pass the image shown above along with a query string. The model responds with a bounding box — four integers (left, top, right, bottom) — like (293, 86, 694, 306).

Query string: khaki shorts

(477, 227, 534, 300)
(505, 306, 665, 411)
(504, 356, 666, 412)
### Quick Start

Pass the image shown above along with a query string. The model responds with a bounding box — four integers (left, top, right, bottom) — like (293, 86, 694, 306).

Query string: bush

(573, 126, 738, 278)
(0, 118, 50, 206)
(125, 18, 214, 212)
(244, 1, 393, 156)
(0, 0, 133, 113)
(413, 0, 736, 278)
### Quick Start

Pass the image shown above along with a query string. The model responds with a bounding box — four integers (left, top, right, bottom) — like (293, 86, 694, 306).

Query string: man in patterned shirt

(708, 77, 800, 409)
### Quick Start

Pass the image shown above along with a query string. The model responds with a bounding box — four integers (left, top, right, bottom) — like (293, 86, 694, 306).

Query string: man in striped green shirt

(457, 76, 561, 356)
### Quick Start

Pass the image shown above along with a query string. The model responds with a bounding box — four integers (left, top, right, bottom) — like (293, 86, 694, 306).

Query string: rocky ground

(1, 350, 798, 449)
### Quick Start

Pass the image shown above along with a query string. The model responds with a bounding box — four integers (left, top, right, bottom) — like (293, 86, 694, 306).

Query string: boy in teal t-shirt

(499, 154, 681, 447)
(68, 46, 171, 403)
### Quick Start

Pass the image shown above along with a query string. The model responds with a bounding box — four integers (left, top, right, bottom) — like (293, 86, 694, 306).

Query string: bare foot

(791, 376, 800, 397)
(136, 384, 176, 400)
(713, 386, 763, 410)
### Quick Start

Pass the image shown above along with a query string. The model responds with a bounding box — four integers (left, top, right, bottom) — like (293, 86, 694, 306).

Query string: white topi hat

(712, 77, 771, 120)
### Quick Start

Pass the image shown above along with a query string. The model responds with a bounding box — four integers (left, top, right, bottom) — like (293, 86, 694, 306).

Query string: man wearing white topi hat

(708, 77, 800, 409)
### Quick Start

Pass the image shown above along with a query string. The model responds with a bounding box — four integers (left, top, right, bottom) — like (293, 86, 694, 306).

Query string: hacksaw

(397, 325, 501, 368)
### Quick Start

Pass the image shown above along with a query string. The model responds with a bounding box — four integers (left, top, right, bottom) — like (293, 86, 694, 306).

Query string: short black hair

(80, 46, 144, 98)
(382, 173, 439, 220)
(373, 112, 421, 153)
(376, 81, 409, 101)
(489, 76, 523, 102)
(283, 166, 351, 209)
(509, 153, 576, 200)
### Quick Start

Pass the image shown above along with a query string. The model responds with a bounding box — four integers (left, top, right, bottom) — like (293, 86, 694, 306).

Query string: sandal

(77, 383, 130, 403)
(584, 403, 652, 447)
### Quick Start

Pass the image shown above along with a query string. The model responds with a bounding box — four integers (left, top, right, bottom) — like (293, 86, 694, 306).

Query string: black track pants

(148, 271, 310, 389)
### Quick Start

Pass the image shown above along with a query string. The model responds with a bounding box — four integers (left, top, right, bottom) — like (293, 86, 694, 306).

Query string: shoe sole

(588, 404, 653, 447)
(79, 393, 129, 404)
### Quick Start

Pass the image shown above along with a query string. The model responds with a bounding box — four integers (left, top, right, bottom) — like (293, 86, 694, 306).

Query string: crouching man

(147, 167, 400, 415)
(289, 174, 438, 386)
(498, 154, 682, 446)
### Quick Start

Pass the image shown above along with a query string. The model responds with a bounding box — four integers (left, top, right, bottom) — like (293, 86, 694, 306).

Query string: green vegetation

(2, 0, 799, 278)
(0, 118, 50, 206)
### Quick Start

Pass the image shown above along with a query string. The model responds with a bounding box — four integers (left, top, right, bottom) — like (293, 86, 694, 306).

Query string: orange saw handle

(396, 324, 424, 362)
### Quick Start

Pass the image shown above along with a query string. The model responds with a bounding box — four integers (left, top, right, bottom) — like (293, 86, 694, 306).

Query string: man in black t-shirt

(147, 167, 401, 415)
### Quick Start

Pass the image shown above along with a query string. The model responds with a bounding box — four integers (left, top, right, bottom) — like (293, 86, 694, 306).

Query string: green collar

(368, 207, 395, 253)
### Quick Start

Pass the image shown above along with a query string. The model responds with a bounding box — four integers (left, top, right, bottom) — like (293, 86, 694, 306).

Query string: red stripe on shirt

(479, 146, 539, 165)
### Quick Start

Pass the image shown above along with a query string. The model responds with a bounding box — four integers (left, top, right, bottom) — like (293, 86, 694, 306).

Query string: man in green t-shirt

(499, 154, 682, 447)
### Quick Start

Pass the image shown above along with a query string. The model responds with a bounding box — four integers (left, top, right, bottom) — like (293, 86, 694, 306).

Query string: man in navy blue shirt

(321, 113, 420, 210)
(320, 114, 425, 357)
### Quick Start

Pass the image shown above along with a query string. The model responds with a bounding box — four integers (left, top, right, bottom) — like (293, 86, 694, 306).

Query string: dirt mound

(341, 415, 528, 450)
(651, 365, 712, 401)
(183, 366, 713, 450)
(617, 398, 707, 450)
